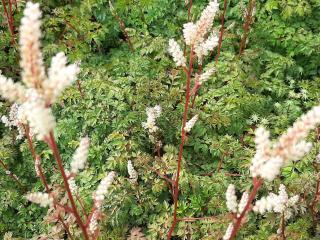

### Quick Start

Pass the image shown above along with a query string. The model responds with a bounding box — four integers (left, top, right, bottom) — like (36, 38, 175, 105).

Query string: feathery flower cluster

(23, 96, 56, 140)
(226, 184, 249, 217)
(238, 191, 249, 216)
(142, 105, 162, 133)
(93, 171, 116, 208)
(184, 114, 199, 133)
(89, 172, 116, 234)
(1, 104, 26, 140)
(44, 52, 80, 103)
(250, 106, 320, 181)
(127, 160, 138, 184)
(26, 192, 53, 207)
(253, 184, 299, 220)
(183, 0, 219, 46)
(68, 177, 78, 194)
(70, 137, 90, 174)
(35, 156, 41, 176)
(168, 39, 186, 67)
(0, 2, 80, 141)
(19, 2, 45, 89)
(199, 67, 216, 85)
(89, 211, 99, 234)
(223, 223, 234, 240)
(170, 0, 219, 65)
(195, 33, 219, 63)
(226, 184, 237, 213)
(0, 74, 26, 103)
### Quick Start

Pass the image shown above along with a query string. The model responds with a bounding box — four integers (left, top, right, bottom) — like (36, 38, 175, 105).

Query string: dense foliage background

(0, 0, 320, 239)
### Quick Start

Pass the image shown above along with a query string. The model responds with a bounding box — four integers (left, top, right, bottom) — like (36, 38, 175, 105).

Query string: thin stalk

(109, 1, 134, 52)
(1, 0, 16, 44)
(76, 80, 85, 98)
(167, 46, 194, 240)
(309, 174, 320, 231)
(35, 156, 74, 239)
(228, 178, 263, 240)
(215, 0, 228, 64)
(187, 0, 193, 21)
(0, 158, 24, 189)
(239, 0, 255, 55)
(47, 132, 89, 240)
(280, 212, 286, 240)
(22, 124, 37, 160)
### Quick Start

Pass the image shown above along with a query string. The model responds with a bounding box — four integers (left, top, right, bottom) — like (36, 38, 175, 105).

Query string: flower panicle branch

(223, 106, 320, 240)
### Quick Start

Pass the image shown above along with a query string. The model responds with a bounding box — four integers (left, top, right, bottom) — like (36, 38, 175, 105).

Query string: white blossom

(226, 184, 237, 213)
(223, 223, 234, 240)
(70, 137, 90, 174)
(93, 171, 116, 208)
(183, 22, 198, 46)
(142, 105, 162, 133)
(184, 114, 198, 133)
(0, 74, 26, 103)
(68, 177, 77, 194)
(250, 104, 320, 182)
(195, 33, 219, 62)
(19, 2, 46, 88)
(238, 191, 249, 216)
(1, 104, 26, 140)
(183, 0, 219, 45)
(199, 67, 215, 84)
(89, 210, 99, 234)
(22, 97, 56, 140)
(168, 39, 186, 67)
(127, 160, 138, 184)
(26, 192, 53, 207)
(253, 184, 299, 220)
(44, 52, 80, 103)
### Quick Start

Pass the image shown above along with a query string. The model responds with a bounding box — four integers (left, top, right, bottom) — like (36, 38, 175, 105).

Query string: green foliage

(1, 0, 320, 239)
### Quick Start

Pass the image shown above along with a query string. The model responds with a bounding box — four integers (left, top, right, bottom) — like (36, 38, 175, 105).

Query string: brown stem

(280, 212, 286, 240)
(109, 1, 134, 52)
(167, 46, 194, 240)
(76, 192, 88, 220)
(187, 0, 193, 21)
(47, 132, 89, 240)
(0, 158, 24, 188)
(228, 178, 263, 240)
(76, 80, 85, 98)
(34, 155, 74, 239)
(239, 0, 255, 55)
(148, 166, 174, 185)
(1, 0, 16, 44)
(309, 174, 320, 231)
(215, 0, 228, 64)
(22, 124, 37, 160)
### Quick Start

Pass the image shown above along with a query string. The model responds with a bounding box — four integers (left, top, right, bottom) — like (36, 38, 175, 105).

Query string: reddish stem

(228, 178, 263, 240)
(22, 124, 37, 160)
(110, 4, 134, 52)
(0, 158, 24, 188)
(187, 0, 193, 21)
(239, 0, 255, 55)
(167, 46, 194, 240)
(77, 192, 88, 220)
(1, 0, 16, 44)
(76, 80, 85, 98)
(215, 0, 228, 64)
(280, 212, 286, 240)
(47, 132, 89, 240)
